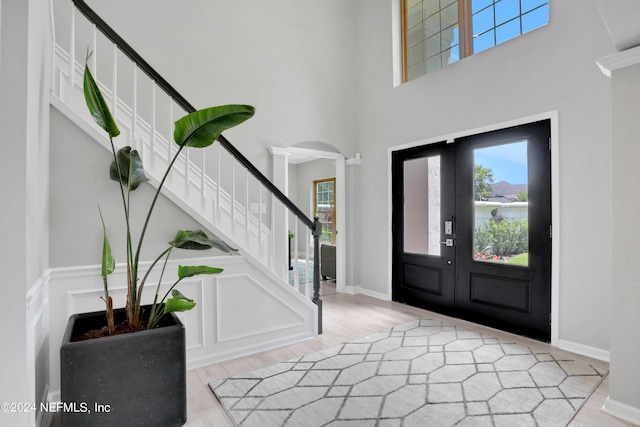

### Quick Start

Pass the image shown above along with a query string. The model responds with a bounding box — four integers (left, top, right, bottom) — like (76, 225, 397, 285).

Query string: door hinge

(549, 312, 552, 326)
(549, 137, 552, 150)
(550, 225, 552, 239)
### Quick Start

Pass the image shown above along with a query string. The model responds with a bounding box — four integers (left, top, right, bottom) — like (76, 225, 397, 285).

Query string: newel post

(312, 217, 323, 334)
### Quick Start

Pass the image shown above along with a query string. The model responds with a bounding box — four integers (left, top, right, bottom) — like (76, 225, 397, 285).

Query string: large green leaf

(173, 105, 255, 148)
(99, 208, 115, 277)
(178, 265, 223, 279)
(170, 230, 238, 252)
(84, 64, 120, 139)
(109, 146, 149, 191)
(164, 290, 196, 314)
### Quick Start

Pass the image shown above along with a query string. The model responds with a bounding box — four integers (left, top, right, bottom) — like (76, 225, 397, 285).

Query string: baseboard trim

(556, 338, 610, 362)
(351, 286, 391, 301)
(187, 332, 315, 371)
(602, 397, 640, 425)
(344, 292, 611, 363)
(37, 385, 54, 427)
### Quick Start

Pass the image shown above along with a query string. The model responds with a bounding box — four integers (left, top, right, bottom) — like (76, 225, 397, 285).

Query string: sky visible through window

(471, 0, 549, 54)
(474, 141, 528, 185)
(405, 0, 549, 81)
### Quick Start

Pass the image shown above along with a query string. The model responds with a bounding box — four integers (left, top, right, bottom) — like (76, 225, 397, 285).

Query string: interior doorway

(272, 146, 346, 295)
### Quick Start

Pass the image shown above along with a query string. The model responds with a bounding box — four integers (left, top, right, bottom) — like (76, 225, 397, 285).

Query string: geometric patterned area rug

(210, 319, 607, 427)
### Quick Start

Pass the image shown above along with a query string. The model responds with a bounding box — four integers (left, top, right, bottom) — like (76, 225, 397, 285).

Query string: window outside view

(314, 179, 336, 244)
(404, 0, 549, 81)
(473, 141, 529, 266)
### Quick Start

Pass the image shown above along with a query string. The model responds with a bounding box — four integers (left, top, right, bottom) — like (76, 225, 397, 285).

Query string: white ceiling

(594, 0, 640, 51)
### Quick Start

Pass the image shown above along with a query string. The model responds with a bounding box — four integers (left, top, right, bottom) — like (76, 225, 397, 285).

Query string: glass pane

(424, 13, 440, 38)
(442, 45, 459, 65)
(496, 18, 521, 44)
(473, 29, 495, 53)
(425, 34, 441, 58)
(423, 0, 440, 19)
(426, 54, 442, 72)
(408, 41, 425, 66)
(407, 22, 424, 47)
(320, 223, 333, 243)
(404, 156, 441, 256)
(441, 24, 459, 50)
(495, 0, 520, 26)
(408, 62, 426, 80)
(521, 0, 547, 14)
(407, 3, 423, 28)
(472, 5, 495, 35)
(522, 4, 549, 33)
(441, 2, 458, 28)
(471, 0, 493, 14)
(473, 141, 529, 266)
(316, 180, 335, 244)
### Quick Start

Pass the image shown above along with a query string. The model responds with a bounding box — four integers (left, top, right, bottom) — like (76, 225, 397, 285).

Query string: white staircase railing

(51, 0, 323, 331)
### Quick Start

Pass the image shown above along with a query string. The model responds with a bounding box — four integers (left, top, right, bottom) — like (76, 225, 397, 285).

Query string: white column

(1, 1, 52, 426)
(598, 46, 640, 425)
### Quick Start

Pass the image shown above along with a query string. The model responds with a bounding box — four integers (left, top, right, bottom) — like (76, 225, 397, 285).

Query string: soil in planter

(72, 320, 150, 342)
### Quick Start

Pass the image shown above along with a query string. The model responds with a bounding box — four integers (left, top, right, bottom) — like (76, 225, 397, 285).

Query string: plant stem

(148, 252, 172, 329)
(158, 278, 183, 309)
(147, 277, 182, 330)
(131, 145, 185, 305)
(108, 137, 135, 324)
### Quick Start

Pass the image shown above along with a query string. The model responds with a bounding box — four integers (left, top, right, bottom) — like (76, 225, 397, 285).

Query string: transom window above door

(401, 0, 549, 82)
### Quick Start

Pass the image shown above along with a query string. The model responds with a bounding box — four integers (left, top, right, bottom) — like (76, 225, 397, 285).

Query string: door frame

(271, 146, 347, 294)
(387, 111, 560, 345)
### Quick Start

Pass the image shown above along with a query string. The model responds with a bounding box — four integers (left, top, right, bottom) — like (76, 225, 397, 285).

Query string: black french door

(392, 120, 552, 341)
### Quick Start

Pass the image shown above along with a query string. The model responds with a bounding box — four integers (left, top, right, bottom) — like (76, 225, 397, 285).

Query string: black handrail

(72, 0, 314, 231)
(71, 0, 322, 332)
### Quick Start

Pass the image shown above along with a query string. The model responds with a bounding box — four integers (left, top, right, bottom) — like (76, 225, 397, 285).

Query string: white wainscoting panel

(27, 273, 51, 427)
(216, 274, 306, 342)
(47, 255, 317, 402)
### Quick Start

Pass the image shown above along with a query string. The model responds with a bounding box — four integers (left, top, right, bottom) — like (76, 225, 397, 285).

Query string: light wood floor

(185, 282, 636, 427)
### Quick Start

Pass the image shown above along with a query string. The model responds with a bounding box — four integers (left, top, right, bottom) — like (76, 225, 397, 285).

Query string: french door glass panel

(473, 141, 529, 266)
(403, 156, 441, 256)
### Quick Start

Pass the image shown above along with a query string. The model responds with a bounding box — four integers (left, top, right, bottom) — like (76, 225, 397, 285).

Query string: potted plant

(59, 59, 254, 427)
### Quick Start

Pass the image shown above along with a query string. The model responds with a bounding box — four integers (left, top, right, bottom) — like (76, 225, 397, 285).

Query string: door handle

(440, 238, 454, 247)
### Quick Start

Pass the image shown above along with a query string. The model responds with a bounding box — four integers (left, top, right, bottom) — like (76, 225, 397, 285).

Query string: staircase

(48, 0, 322, 376)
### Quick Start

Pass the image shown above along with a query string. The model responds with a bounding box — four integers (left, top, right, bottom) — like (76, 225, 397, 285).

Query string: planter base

(60, 307, 186, 427)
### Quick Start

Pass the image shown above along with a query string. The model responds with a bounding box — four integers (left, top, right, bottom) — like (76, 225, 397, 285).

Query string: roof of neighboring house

(487, 181, 528, 203)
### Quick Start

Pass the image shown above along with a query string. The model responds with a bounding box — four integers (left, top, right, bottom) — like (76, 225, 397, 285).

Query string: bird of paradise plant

(83, 56, 254, 334)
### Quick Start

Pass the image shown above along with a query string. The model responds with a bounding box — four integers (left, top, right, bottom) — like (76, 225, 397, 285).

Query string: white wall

(10, 1, 635, 424)
(286, 159, 336, 256)
(353, 0, 615, 353)
(48, 0, 618, 358)
(47, 255, 317, 400)
(76, 0, 358, 176)
(607, 57, 640, 422)
(49, 107, 229, 267)
(1, 0, 52, 425)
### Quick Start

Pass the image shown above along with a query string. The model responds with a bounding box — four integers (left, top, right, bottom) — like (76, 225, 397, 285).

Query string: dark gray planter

(60, 306, 186, 427)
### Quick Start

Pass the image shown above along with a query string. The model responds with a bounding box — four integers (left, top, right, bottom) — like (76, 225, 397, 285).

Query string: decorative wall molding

(216, 274, 306, 343)
(596, 45, 640, 77)
(27, 271, 51, 427)
(46, 255, 317, 401)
